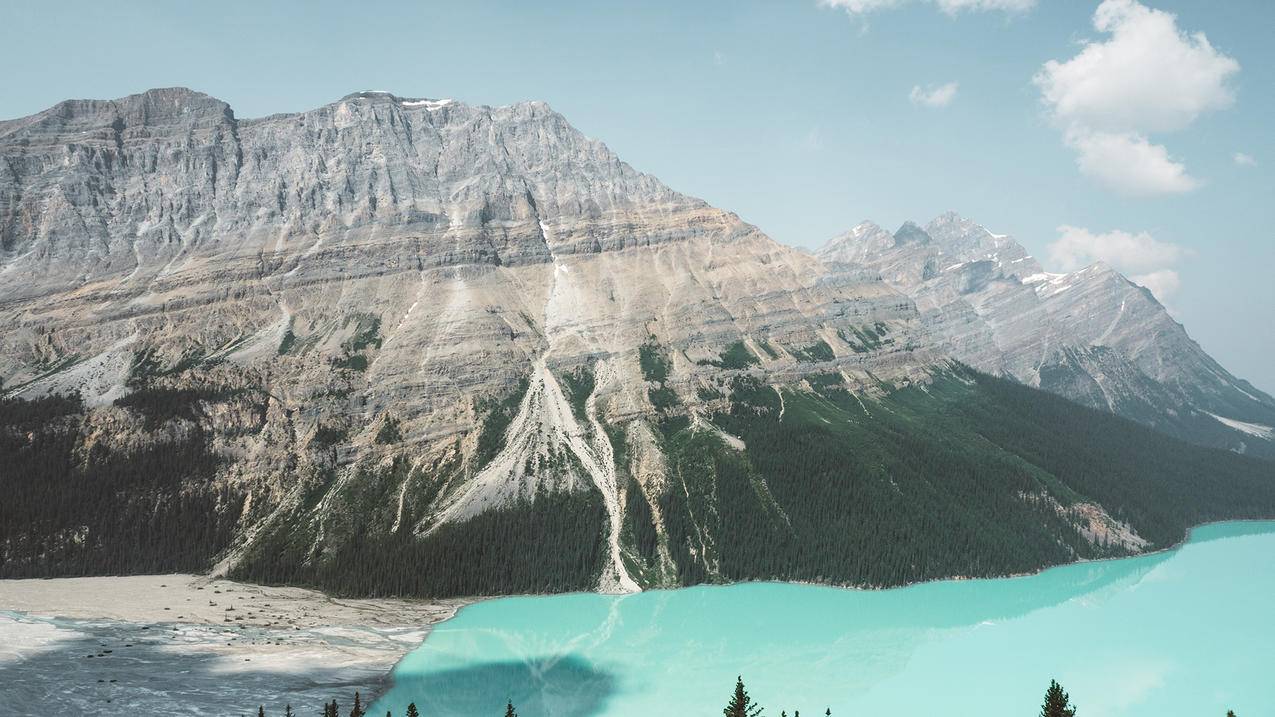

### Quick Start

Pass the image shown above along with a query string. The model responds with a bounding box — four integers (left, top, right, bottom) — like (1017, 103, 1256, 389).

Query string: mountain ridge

(1, 88, 1272, 599)
(817, 213, 1275, 457)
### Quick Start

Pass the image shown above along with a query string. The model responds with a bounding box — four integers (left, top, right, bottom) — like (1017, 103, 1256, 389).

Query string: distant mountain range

(2, 88, 1272, 597)
(818, 213, 1275, 459)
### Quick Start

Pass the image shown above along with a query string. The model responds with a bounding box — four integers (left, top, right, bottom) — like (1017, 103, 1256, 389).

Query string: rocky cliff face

(817, 213, 1275, 457)
(0, 88, 931, 593)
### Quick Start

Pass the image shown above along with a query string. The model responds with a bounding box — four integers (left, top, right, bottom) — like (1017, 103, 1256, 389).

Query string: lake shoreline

(3, 518, 1271, 714)
(371, 519, 1275, 716)
(399, 516, 1275, 610)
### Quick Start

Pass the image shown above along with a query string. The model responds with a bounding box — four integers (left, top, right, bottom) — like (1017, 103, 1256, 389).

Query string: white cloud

(1234, 152, 1257, 167)
(1034, 0, 1239, 196)
(1034, 0, 1238, 133)
(935, 0, 1035, 14)
(1049, 225, 1188, 273)
(1048, 225, 1189, 301)
(1066, 130, 1199, 196)
(1130, 269, 1182, 301)
(819, 0, 1034, 16)
(909, 82, 959, 108)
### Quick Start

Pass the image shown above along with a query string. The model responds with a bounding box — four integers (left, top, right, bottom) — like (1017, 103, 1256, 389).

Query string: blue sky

(3, 0, 1271, 391)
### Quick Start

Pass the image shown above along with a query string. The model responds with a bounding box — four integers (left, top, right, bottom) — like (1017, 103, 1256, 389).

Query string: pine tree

(406, 703, 419, 717)
(723, 676, 764, 717)
(258, 708, 266, 717)
(285, 706, 293, 717)
(505, 700, 518, 717)
(1227, 711, 1237, 717)
(1040, 680, 1077, 717)
(350, 692, 365, 717)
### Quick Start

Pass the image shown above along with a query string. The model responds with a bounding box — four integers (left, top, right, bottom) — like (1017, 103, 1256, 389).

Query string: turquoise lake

(372, 522, 1275, 716)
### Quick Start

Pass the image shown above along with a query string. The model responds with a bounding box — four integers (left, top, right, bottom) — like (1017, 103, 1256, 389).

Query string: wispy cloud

(1234, 152, 1257, 167)
(1034, 0, 1239, 196)
(935, 0, 1035, 13)
(909, 82, 959, 108)
(820, 0, 1034, 16)
(801, 127, 824, 151)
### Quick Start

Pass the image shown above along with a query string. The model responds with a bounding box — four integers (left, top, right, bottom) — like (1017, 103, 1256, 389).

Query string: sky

(2, 0, 1271, 392)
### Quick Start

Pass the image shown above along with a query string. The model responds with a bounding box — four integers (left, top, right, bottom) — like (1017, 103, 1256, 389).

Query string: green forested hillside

(2, 367, 1271, 596)
(642, 367, 1275, 588)
(0, 394, 246, 578)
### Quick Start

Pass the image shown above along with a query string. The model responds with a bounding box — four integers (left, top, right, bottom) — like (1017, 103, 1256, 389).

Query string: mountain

(2, 89, 1273, 598)
(818, 213, 1275, 459)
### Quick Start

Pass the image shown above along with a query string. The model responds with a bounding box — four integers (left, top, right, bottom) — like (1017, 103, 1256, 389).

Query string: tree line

(245, 677, 1246, 715)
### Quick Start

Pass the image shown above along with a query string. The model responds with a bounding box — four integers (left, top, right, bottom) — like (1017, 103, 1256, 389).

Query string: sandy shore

(0, 574, 474, 717)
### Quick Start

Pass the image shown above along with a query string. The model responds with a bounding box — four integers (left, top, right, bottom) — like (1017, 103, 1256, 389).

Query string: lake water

(372, 522, 1275, 716)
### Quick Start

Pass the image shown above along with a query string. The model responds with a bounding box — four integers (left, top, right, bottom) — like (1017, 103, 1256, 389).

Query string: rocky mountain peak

(1, 86, 233, 142)
(893, 221, 933, 247)
(818, 221, 893, 265)
(820, 211, 1275, 456)
(0, 87, 713, 299)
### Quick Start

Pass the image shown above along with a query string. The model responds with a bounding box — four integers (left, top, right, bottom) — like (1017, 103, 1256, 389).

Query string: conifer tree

(285, 706, 293, 717)
(1040, 680, 1077, 717)
(1227, 711, 1237, 716)
(406, 703, 419, 717)
(350, 691, 365, 717)
(505, 700, 518, 717)
(258, 707, 266, 717)
(723, 676, 764, 717)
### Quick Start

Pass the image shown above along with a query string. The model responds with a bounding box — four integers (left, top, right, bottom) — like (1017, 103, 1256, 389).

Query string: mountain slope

(1, 90, 1272, 598)
(817, 214, 1275, 458)
(0, 88, 931, 592)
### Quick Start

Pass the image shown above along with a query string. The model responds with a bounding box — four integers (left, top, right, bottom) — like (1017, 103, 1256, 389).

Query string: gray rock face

(0, 88, 933, 591)
(1, 87, 927, 401)
(818, 212, 1275, 456)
